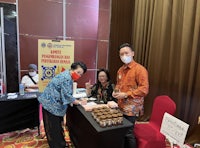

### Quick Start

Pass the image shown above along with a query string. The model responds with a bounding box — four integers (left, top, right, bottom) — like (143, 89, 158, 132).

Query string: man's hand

(73, 98, 87, 105)
(112, 92, 127, 99)
(79, 98, 87, 105)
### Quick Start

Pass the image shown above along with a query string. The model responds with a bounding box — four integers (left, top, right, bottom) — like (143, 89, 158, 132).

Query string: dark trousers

(42, 107, 67, 148)
(124, 115, 137, 148)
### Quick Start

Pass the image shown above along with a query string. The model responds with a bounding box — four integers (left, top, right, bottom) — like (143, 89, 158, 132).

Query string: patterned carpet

(0, 121, 192, 148)
(0, 121, 74, 148)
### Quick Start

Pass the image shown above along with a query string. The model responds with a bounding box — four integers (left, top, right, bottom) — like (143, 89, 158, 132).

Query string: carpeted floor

(0, 121, 74, 148)
(0, 121, 191, 148)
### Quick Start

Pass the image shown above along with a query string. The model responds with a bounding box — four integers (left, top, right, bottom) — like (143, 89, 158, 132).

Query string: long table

(0, 92, 39, 134)
(66, 105, 133, 148)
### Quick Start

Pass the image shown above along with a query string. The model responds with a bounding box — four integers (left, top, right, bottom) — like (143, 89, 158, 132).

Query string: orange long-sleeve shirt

(115, 60, 149, 116)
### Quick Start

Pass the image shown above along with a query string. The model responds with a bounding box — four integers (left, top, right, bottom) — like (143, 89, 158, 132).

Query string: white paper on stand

(160, 112, 189, 147)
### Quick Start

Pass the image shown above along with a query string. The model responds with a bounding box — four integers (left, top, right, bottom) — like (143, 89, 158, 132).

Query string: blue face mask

(120, 55, 133, 64)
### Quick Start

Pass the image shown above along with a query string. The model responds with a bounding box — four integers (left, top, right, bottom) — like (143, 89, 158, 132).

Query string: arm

(26, 84, 38, 89)
(60, 79, 88, 105)
(21, 75, 39, 90)
(60, 79, 76, 104)
(126, 67, 149, 98)
(73, 99, 81, 105)
(72, 99, 87, 105)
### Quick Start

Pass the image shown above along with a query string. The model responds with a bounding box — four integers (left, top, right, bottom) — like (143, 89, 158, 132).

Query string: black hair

(118, 43, 134, 51)
(97, 68, 111, 83)
(71, 61, 87, 73)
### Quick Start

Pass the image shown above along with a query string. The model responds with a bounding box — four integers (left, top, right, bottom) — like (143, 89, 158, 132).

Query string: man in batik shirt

(112, 43, 149, 148)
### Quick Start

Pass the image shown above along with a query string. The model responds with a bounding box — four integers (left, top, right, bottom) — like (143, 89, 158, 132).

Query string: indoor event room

(0, 0, 199, 148)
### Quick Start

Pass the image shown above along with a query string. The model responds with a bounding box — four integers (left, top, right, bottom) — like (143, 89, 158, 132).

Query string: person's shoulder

(108, 81, 114, 85)
(62, 70, 69, 74)
(55, 70, 68, 76)
(108, 82, 115, 89)
(21, 74, 29, 79)
(138, 64, 147, 71)
(92, 83, 98, 88)
(133, 62, 148, 75)
(118, 65, 124, 71)
(56, 70, 71, 80)
(111, 83, 115, 87)
(62, 70, 70, 77)
(132, 61, 147, 70)
(21, 75, 30, 83)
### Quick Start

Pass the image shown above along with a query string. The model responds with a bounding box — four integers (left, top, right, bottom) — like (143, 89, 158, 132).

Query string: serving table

(66, 105, 133, 148)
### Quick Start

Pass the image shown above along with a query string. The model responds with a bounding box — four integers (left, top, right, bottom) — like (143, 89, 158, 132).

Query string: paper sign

(160, 112, 189, 146)
(38, 39, 74, 92)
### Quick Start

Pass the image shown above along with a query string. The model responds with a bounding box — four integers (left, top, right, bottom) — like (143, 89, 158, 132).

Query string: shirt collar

(123, 60, 136, 69)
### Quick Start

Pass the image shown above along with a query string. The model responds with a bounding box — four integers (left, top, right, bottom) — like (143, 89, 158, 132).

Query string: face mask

(120, 55, 133, 64)
(29, 71, 36, 77)
(71, 72, 80, 81)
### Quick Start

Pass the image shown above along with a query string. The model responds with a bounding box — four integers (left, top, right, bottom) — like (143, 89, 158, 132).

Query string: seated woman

(21, 64, 44, 138)
(21, 64, 38, 92)
(86, 68, 116, 103)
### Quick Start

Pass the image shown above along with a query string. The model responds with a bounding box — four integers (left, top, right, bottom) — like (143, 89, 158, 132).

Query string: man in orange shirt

(112, 43, 149, 148)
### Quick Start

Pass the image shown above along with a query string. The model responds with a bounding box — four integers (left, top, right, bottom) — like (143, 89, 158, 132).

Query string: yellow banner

(38, 39, 74, 92)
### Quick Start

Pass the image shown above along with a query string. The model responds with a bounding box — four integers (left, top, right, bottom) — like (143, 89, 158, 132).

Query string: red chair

(134, 95, 176, 148)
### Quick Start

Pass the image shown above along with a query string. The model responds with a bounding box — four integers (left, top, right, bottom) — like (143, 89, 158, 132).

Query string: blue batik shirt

(38, 70, 75, 117)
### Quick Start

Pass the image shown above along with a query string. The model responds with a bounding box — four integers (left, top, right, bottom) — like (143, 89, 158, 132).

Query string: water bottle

(73, 82, 77, 95)
(19, 83, 25, 95)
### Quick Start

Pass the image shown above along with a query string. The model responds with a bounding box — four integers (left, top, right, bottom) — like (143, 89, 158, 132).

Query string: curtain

(132, 0, 200, 130)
